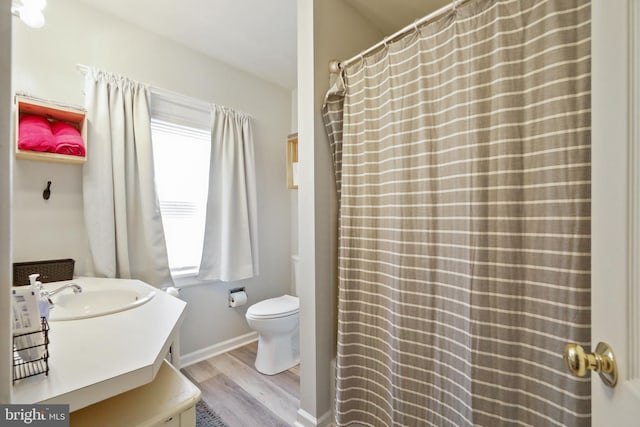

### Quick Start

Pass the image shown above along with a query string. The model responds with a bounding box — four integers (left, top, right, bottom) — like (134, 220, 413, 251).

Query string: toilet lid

(247, 295, 299, 318)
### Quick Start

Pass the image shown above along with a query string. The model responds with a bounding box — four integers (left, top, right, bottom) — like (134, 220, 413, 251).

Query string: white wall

(297, 0, 381, 423)
(291, 88, 299, 134)
(1, 0, 13, 403)
(12, 0, 292, 357)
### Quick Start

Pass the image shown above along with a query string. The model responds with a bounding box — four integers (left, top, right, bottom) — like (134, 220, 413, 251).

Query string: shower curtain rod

(339, 0, 469, 69)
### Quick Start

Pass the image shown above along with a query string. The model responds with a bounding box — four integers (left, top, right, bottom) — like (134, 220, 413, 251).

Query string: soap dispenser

(28, 273, 49, 320)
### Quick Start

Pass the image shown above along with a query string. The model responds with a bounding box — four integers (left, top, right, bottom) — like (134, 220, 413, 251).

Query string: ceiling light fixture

(11, 0, 46, 29)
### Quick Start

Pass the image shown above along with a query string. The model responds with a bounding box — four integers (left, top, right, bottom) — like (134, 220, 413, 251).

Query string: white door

(591, 0, 640, 424)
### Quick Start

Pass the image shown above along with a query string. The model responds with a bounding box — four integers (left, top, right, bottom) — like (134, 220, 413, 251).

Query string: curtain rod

(339, 0, 468, 69)
(76, 64, 89, 75)
(75, 63, 252, 119)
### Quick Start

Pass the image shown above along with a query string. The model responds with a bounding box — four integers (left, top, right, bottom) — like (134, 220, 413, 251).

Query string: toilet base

(254, 330, 300, 375)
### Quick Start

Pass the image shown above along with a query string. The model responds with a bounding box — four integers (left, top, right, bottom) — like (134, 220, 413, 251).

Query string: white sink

(46, 280, 156, 321)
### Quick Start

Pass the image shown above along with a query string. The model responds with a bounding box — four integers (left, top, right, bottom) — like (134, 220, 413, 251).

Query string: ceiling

(75, 0, 450, 91)
(345, 0, 450, 35)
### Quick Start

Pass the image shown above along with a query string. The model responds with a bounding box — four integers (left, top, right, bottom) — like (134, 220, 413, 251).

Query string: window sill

(172, 274, 216, 289)
(171, 269, 198, 280)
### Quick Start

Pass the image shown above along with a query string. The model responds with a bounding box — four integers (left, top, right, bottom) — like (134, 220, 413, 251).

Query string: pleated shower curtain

(83, 68, 172, 287)
(323, 0, 591, 425)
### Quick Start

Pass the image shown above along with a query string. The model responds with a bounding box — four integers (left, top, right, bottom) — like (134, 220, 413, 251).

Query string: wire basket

(13, 258, 75, 286)
(13, 317, 49, 383)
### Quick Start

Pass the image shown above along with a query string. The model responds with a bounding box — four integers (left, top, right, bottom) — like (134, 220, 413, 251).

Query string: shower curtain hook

(413, 19, 420, 33)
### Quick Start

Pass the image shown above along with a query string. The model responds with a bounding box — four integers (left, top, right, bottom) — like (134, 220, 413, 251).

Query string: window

(151, 118, 211, 278)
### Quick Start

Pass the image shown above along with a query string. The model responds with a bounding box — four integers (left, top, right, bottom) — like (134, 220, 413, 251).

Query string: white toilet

(245, 256, 300, 375)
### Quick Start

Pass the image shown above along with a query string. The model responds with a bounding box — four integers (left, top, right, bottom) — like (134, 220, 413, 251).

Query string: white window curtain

(83, 68, 173, 287)
(197, 105, 259, 282)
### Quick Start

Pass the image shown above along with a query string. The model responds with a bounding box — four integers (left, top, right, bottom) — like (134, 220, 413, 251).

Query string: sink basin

(47, 281, 156, 321)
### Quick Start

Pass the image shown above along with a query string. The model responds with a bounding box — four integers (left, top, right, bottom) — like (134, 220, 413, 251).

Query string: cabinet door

(179, 405, 196, 427)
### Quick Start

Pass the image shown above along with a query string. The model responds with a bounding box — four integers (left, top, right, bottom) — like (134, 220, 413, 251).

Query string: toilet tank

(291, 255, 300, 296)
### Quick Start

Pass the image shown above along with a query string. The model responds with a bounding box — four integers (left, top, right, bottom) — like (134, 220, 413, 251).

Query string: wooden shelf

(15, 94, 87, 165)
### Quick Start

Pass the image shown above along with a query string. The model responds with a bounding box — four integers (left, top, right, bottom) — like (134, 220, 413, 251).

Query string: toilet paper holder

(228, 287, 247, 308)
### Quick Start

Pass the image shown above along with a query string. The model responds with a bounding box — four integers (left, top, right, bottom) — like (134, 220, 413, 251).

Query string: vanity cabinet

(11, 278, 188, 413)
(14, 94, 87, 164)
(70, 360, 201, 427)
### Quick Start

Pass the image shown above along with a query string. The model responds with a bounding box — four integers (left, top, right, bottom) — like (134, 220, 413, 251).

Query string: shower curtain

(323, 0, 591, 425)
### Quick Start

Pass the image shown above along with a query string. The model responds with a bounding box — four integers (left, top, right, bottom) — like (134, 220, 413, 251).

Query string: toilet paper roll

(229, 291, 248, 307)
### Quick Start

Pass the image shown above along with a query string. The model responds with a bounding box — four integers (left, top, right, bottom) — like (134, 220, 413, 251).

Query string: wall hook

(43, 181, 51, 200)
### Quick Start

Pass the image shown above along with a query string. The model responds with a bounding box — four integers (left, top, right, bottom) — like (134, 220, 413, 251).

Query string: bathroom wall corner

(296, 0, 382, 421)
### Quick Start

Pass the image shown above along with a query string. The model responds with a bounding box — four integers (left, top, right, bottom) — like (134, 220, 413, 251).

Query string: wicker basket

(13, 259, 75, 286)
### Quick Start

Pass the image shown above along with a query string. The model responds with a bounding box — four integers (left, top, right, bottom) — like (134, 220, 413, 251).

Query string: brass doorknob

(563, 342, 618, 387)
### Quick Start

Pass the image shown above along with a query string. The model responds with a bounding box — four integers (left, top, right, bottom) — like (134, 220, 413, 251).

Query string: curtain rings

(413, 19, 421, 39)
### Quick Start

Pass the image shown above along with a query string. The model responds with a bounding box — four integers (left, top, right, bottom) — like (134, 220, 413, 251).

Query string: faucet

(45, 283, 82, 303)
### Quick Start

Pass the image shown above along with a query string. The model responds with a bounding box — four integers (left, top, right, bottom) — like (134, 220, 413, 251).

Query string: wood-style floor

(182, 341, 300, 427)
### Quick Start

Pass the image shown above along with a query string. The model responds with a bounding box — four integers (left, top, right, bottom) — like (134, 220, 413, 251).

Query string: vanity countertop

(11, 277, 186, 412)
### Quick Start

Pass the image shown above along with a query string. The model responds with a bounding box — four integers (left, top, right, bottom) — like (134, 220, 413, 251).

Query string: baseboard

(294, 408, 334, 427)
(180, 332, 258, 367)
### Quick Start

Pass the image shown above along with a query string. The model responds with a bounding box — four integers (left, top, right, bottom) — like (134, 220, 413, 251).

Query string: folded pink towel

(18, 115, 55, 152)
(51, 121, 85, 157)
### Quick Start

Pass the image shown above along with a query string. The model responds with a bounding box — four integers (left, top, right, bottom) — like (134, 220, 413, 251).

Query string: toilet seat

(246, 295, 299, 319)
